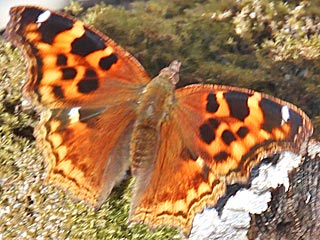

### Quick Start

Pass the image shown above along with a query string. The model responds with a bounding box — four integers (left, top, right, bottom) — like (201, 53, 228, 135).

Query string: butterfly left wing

(4, 6, 150, 207)
(129, 84, 313, 236)
(4, 6, 150, 108)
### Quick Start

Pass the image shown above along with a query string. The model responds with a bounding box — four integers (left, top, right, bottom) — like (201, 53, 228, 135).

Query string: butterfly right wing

(129, 84, 313, 236)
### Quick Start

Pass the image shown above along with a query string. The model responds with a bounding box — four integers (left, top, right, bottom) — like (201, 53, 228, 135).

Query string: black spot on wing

(199, 123, 215, 144)
(84, 69, 98, 80)
(99, 54, 118, 70)
(222, 130, 236, 145)
(236, 126, 249, 138)
(57, 54, 67, 66)
(53, 85, 64, 98)
(77, 79, 98, 93)
(62, 67, 77, 80)
(206, 93, 219, 113)
(224, 91, 251, 121)
(259, 98, 282, 132)
(77, 69, 99, 93)
(208, 118, 220, 129)
(214, 151, 229, 162)
(71, 28, 106, 56)
(199, 118, 221, 144)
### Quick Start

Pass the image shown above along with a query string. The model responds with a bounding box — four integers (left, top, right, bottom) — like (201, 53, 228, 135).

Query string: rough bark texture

(248, 139, 320, 240)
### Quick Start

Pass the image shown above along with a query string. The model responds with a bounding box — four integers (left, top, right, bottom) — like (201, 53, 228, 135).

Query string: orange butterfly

(4, 6, 313, 237)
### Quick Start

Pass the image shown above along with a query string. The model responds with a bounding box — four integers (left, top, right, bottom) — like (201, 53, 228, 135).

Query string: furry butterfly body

(4, 6, 313, 237)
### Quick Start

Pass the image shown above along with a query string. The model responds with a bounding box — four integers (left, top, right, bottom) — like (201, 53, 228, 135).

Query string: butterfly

(4, 6, 313, 237)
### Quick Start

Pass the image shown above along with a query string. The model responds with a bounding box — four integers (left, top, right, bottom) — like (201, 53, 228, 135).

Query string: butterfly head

(159, 60, 181, 85)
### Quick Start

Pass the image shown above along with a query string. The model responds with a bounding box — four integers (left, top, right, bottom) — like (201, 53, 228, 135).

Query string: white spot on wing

(196, 157, 205, 168)
(36, 10, 51, 25)
(68, 107, 81, 124)
(281, 105, 290, 125)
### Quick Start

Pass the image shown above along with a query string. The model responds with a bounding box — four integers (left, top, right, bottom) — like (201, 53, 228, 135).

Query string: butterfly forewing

(175, 85, 312, 176)
(5, 6, 150, 108)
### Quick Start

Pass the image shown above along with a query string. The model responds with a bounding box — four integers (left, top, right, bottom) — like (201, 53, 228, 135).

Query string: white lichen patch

(190, 151, 303, 240)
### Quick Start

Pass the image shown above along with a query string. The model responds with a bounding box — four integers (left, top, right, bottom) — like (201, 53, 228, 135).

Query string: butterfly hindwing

(5, 6, 150, 108)
(37, 103, 136, 207)
(130, 115, 227, 236)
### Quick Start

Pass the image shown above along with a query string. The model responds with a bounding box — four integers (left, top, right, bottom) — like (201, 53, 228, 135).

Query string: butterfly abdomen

(130, 68, 177, 175)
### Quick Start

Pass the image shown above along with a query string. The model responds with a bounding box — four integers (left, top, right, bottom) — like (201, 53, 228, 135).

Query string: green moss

(0, 0, 319, 239)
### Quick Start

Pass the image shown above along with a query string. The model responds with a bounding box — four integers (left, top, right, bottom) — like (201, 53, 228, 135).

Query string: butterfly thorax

(130, 61, 180, 175)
